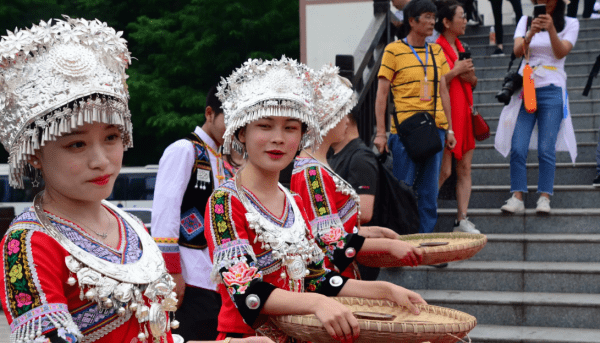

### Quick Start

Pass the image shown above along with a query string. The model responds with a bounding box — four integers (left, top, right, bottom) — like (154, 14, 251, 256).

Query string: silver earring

(31, 169, 41, 188)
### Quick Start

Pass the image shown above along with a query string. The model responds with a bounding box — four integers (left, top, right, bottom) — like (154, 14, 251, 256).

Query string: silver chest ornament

(33, 193, 179, 342)
(241, 185, 324, 291)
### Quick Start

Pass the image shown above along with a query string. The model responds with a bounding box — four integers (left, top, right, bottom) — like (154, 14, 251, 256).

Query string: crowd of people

(0, 0, 585, 340)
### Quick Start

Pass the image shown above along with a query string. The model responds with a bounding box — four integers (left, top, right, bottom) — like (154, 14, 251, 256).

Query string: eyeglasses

(416, 14, 436, 22)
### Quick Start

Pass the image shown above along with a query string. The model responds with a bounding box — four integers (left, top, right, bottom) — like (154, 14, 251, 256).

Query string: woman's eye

(106, 133, 121, 141)
(286, 125, 300, 130)
(68, 141, 85, 149)
(258, 124, 270, 129)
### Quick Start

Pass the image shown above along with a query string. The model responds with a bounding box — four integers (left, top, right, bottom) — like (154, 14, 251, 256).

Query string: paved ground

(1, 313, 9, 337)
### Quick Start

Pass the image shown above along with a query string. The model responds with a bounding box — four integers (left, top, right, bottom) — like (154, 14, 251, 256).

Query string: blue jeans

(510, 84, 563, 195)
(388, 129, 446, 233)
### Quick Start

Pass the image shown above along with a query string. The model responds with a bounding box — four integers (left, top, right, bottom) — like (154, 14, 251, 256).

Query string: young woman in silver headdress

(0, 16, 263, 343)
(205, 57, 426, 341)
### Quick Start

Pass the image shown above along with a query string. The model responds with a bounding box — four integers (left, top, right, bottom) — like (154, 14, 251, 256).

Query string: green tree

(0, 0, 300, 166)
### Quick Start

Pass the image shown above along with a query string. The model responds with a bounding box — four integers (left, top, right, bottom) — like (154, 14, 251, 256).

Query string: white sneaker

(536, 196, 551, 214)
(453, 218, 481, 233)
(501, 195, 525, 213)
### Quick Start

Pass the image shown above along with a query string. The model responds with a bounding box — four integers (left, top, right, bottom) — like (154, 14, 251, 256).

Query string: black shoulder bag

(393, 44, 443, 163)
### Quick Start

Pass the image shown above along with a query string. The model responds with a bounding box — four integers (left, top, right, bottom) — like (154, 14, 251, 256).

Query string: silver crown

(313, 65, 357, 139)
(0, 15, 133, 188)
(216, 56, 321, 154)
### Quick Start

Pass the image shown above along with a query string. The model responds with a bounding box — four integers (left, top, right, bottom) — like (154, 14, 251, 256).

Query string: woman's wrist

(446, 129, 454, 135)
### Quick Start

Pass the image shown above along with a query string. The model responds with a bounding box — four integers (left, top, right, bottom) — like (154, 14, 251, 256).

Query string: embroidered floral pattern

(305, 166, 331, 217)
(222, 260, 262, 295)
(4, 229, 43, 317)
(320, 227, 343, 245)
(210, 190, 236, 245)
(305, 260, 328, 293)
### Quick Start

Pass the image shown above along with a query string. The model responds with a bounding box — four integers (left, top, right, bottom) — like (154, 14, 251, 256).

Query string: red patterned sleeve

(1, 228, 83, 342)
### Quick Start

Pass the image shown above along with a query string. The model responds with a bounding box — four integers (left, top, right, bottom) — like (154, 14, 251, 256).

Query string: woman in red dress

(205, 57, 426, 342)
(435, 0, 480, 233)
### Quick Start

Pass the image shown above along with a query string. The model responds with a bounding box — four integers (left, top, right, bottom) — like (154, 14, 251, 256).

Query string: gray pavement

(1, 313, 9, 338)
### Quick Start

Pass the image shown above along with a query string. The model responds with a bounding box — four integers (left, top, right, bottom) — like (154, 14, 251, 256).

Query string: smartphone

(458, 52, 471, 60)
(533, 4, 546, 18)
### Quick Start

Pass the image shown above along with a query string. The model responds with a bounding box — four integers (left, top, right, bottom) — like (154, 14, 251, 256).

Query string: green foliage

(0, 0, 300, 166)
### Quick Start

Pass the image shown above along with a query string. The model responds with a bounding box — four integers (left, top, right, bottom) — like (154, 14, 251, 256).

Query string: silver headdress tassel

(313, 65, 357, 140)
(216, 56, 322, 155)
(0, 15, 133, 188)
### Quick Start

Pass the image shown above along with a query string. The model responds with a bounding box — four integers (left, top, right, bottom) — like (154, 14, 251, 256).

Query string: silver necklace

(45, 199, 112, 240)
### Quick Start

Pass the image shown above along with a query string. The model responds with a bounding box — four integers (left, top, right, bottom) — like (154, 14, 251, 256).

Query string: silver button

(329, 276, 343, 287)
(353, 226, 359, 234)
(345, 247, 356, 258)
(245, 294, 261, 310)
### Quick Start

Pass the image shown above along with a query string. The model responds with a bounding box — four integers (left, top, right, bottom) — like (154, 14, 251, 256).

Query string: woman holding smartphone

(496, 0, 579, 213)
(435, 0, 480, 233)
(205, 57, 426, 341)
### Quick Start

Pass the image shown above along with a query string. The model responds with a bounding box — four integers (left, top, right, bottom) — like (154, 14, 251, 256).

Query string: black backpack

(345, 148, 420, 235)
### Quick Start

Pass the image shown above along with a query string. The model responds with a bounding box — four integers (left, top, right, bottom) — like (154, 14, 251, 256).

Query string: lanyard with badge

(404, 38, 431, 101)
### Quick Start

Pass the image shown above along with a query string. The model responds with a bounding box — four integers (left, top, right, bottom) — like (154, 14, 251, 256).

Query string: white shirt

(514, 16, 579, 89)
(151, 126, 222, 290)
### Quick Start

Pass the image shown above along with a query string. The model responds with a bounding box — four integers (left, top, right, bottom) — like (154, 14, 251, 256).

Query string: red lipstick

(89, 174, 111, 186)
(266, 150, 285, 160)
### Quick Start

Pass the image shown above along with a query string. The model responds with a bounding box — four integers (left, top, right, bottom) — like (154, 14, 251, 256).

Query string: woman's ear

(29, 154, 42, 170)
(443, 17, 451, 30)
(238, 127, 247, 144)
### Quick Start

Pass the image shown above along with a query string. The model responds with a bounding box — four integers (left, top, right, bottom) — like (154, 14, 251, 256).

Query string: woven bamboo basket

(273, 297, 477, 343)
(358, 232, 487, 267)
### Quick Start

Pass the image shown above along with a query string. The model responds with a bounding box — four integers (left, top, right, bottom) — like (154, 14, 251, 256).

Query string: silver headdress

(216, 56, 321, 155)
(0, 15, 133, 188)
(313, 65, 357, 140)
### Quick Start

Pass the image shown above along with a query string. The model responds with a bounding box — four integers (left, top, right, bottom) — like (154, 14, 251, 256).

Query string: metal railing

(336, 0, 396, 145)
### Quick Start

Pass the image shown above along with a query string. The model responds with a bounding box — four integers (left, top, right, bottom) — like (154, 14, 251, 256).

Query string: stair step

(379, 261, 600, 293)
(473, 49, 600, 68)
(476, 112, 599, 134)
(473, 98, 600, 118)
(471, 142, 597, 164)
(478, 62, 595, 79)
(469, 38, 599, 56)
(438, 185, 600, 209)
(470, 234, 600, 262)
(469, 163, 597, 186)
(414, 290, 600, 329)
(476, 74, 596, 91)
(469, 324, 600, 343)
(464, 18, 600, 37)
(435, 208, 600, 234)
(474, 85, 600, 104)
(461, 27, 598, 48)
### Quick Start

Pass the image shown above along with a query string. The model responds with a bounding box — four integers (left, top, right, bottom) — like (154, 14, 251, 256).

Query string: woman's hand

(373, 133, 388, 154)
(389, 240, 423, 267)
(359, 226, 399, 239)
(446, 132, 457, 150)
(453, 58, 474, 75)
(311, 295, 360, 342)
(536, 14, 556, 33)
(384, 283, 428, 315)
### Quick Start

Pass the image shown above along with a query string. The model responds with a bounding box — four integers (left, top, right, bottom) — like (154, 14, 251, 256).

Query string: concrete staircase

(379, 19, 600, 343)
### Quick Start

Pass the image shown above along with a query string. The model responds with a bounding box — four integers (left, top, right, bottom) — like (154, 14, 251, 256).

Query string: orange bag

(523, 63, 537, 113)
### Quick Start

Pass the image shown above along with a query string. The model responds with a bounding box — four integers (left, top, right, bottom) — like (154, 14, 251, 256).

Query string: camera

(495, 72, 523, 105)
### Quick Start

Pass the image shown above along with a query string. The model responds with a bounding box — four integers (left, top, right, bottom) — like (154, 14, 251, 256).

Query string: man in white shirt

(151, 86, 229, 341)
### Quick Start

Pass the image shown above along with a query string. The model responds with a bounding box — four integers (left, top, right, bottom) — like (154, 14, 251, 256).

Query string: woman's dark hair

(434, 0, 462, 33)
(206, 85, 223, 115)
(398, 0, 438, 38)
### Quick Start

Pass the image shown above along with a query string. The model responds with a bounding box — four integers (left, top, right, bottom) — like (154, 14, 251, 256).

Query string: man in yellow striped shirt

(373, 0, 456, 233)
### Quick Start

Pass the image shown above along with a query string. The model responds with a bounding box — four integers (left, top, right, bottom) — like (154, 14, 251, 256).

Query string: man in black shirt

(329, 114, 379, 224)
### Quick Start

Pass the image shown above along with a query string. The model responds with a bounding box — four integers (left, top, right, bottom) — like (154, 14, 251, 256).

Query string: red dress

(204, 179, 353, 338)
(290, 157, 365, 279)
(436, 35, 476, 160)
(0, 207, 174, 343)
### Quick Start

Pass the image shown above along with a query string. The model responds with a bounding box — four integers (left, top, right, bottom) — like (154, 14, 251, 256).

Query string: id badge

(420, 79, 431, 101)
